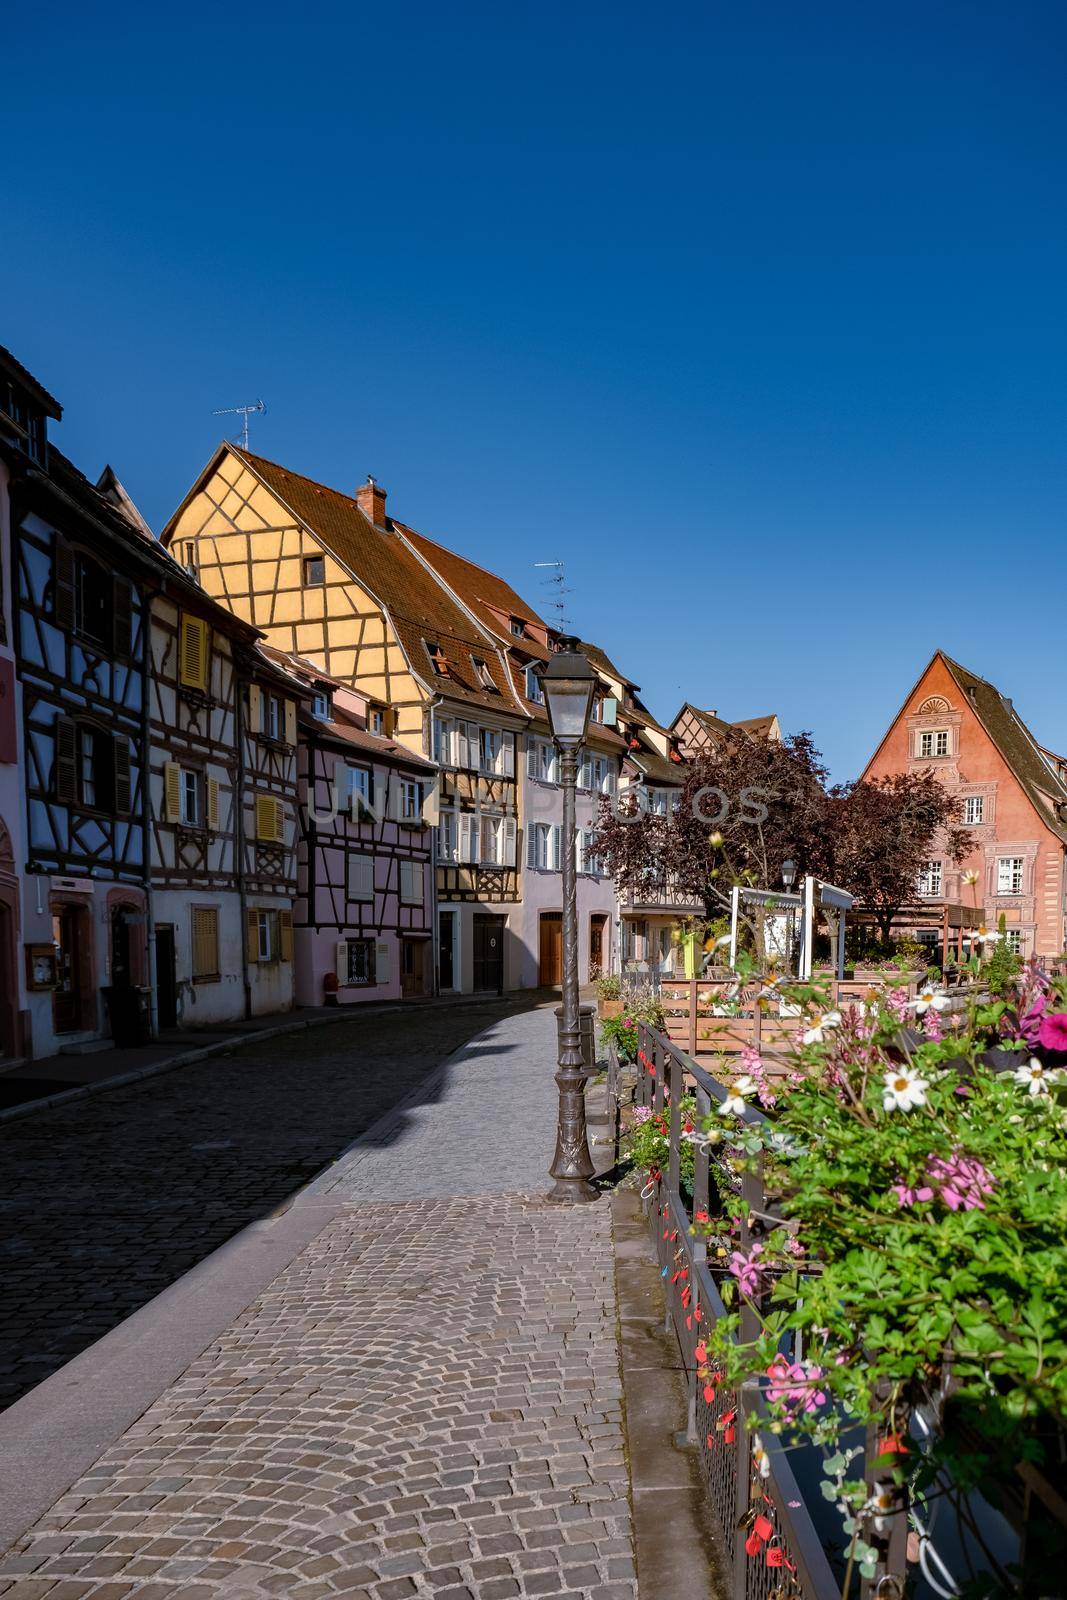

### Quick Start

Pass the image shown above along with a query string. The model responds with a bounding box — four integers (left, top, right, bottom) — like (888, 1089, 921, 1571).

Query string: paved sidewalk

(0, 1007, 639, 1600)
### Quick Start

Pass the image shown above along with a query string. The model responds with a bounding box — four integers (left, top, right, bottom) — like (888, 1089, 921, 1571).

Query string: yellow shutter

(206, 777, 220, 830)
(255, 794, 272, 840)
(192, 907, 219, 980)
(279, 910, 293, 963)
(179, 616, 208, 690)
(164, 761, 181, 822)
(246, 908, 260, 963)
(284, 699, 296, 746)
(247, 683, 261, 734)
(273, 797, 285, 843)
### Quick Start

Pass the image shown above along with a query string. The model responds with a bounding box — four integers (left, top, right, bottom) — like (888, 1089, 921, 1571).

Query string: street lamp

(781, 858, 797, 891)
(538, 636, 598, 1203)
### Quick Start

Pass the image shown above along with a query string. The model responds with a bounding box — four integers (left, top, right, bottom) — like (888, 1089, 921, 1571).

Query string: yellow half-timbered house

(163, 446, 528, 993)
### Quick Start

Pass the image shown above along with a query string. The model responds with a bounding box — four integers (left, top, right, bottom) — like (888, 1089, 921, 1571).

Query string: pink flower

(1038, 1013, 1067, 1053)
(728, 1243, 764, 1297)
(765, 1356, 826, 1413)
(631, 1105, 652, 1125)
(892, 1181, 934, 1208)
(922, 1007, 944, 1041)
(926, 1151, 995, 1212)
(887, 987, 910, 1021)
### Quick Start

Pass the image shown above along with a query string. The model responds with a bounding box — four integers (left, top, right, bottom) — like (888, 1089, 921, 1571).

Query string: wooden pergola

(850, 902, 986, 968)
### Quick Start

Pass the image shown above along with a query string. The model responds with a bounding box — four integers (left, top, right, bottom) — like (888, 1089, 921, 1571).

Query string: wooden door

(589, 914, 608, 977)
(473, 915, 505, 993)
(539, 912, 563, 987)
(52, 905, 85, 1034)
(401, 938, 426, 998)
(438, 912, 454, 990)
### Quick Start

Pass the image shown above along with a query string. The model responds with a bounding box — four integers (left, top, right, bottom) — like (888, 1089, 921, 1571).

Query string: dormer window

(510, 618, 526, 638)
(312, 692, 331, 721)
(525, 665, 544, 705)
(425, 641, 451, 677)
(471, 656, 498, 693)
(1, 380, 45, 462)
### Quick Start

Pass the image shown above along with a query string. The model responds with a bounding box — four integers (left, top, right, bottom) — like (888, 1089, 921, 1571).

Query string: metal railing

(634, 1021, 907, 1600)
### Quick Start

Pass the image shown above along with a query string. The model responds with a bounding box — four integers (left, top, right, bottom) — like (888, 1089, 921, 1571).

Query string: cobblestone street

(0, 999, 536, 1412)
(0, 1005, 642, 1600)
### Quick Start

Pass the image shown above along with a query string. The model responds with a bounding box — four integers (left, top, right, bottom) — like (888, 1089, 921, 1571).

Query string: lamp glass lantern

(537, 637, 596, 747)
(781, 858, 797, 891)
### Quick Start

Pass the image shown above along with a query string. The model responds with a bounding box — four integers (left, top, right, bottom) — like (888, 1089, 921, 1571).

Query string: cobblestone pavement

(0, 1195, 633, 1600)
(0, 999, 536, 1412)
(0, 1004, 637, 1600)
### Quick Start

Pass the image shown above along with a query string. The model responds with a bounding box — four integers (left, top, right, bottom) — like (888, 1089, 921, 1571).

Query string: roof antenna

(534, 560, 573, 632)
(212, 399, 266, 452)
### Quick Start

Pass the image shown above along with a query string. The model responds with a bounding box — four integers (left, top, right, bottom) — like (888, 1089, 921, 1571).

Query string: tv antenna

(212, 399, 266, 451)
(534, 560, 573, 631)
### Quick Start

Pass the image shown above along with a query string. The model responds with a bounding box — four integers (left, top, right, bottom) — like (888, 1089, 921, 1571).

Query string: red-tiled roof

(397, 523, 549, 642)
(236, 450, 522, 714)
(0, 343, 62, 418)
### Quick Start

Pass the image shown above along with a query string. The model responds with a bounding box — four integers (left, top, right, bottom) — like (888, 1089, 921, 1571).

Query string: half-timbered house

(399, 528, 621, 985)
(9, 417, 158, 1055)
(162, 448, 526, 993)
(670, 702, 781, 757)
(279, 652, 436, 1004)
(0, 345, 56, 1060)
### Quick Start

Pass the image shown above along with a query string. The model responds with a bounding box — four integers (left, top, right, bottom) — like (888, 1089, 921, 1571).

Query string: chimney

(357, 474, 388, 526)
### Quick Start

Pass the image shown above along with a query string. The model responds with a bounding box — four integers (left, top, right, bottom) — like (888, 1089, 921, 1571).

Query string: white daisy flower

(911, 985, 950, 1016)
(1014, 1057, 1061, 1096)
(882, 1066, 929, 1112)
(718, 1075, 756, 1117)
(802, 1009, 841, 1045)
(974, 924, 1001, 945)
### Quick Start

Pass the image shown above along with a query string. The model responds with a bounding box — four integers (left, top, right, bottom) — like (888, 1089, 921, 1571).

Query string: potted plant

(596, 973, 623, 1018)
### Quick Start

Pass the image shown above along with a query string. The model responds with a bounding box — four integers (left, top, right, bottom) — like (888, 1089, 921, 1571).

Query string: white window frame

(311, 692, 330, 721)
(370, 708, 384, 736)
(180, 768, 200, 826)
(261, 693, 281, 741)
(257, 909, 279, 963)
(916, 859, 942, 897)
(438, 811, 458, 862)
(963, 794, 984, 825)
(399, 779, 422, 822)
(345, 765, 372, 816)
(918, 728, 950, 758)
(481, 728, 501, 773)
(525, 665, 544, 704)
(997, 856, 1024, 895)
(1004, 929, 1023, 954)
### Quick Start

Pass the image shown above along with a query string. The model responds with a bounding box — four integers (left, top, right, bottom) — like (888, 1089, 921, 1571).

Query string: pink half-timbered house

(281, 654, 436, 1005)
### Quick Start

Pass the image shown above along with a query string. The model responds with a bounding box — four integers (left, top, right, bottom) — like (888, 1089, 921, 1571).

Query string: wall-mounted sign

(51, 876, 95, 895)
(26, 943, 57, 991)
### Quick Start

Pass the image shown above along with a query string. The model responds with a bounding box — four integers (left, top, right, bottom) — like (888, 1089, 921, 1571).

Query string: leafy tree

(825, 771, 969, 944)
(592, 730, 831, 924)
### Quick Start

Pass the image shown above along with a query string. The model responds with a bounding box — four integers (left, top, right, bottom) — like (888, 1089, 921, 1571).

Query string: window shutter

(113, 736, 132, 815)
(348, 854, 373, 901)
(255, 794, 273, 840)
(456, 723, 469, 768)
(279, 910, 293, 962)
(55, 716, 77, 801)
(246, 908, 260, 963)
(247, 683, 261, 734)
(579, 755, 591, 790)
(180, 616, 208, 690)
(459, 813, 476, 863)
(503, 816, 517, 867)
(273, 797, 285, 843)
(284, 699, 296, 746)
(527, 738, 538, 778)
(53, 540, 76, 630)
(551, 825, 562, 870)
(375, 940, 390, 986)
(502, 731, 514, 777)
(111, 579, 133, 658)
(206, 776, 220, 830)
(467, 723, 479, 767)
(604, 766, 617, 796)
(335, 939, 350, 981)
(164, 761, 181, 822)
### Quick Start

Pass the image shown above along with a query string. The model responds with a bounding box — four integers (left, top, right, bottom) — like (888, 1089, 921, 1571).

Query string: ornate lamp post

(538, 636, 598, 1203)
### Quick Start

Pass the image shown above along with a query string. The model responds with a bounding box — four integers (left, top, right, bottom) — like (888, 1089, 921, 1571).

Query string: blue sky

(6, 2, 1066, 779)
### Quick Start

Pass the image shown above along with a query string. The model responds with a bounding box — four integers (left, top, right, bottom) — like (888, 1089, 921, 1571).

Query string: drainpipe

(235, 664, 253, 1020)
(141, 599, 159, 1038)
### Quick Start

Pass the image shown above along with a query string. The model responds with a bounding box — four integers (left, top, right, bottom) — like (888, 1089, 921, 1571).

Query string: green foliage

(600, 1012, 638, 1059)
(693, 968, 1067, 1590)
(626, 1094, 697, 1188)
(595, 973, 621, 1000)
